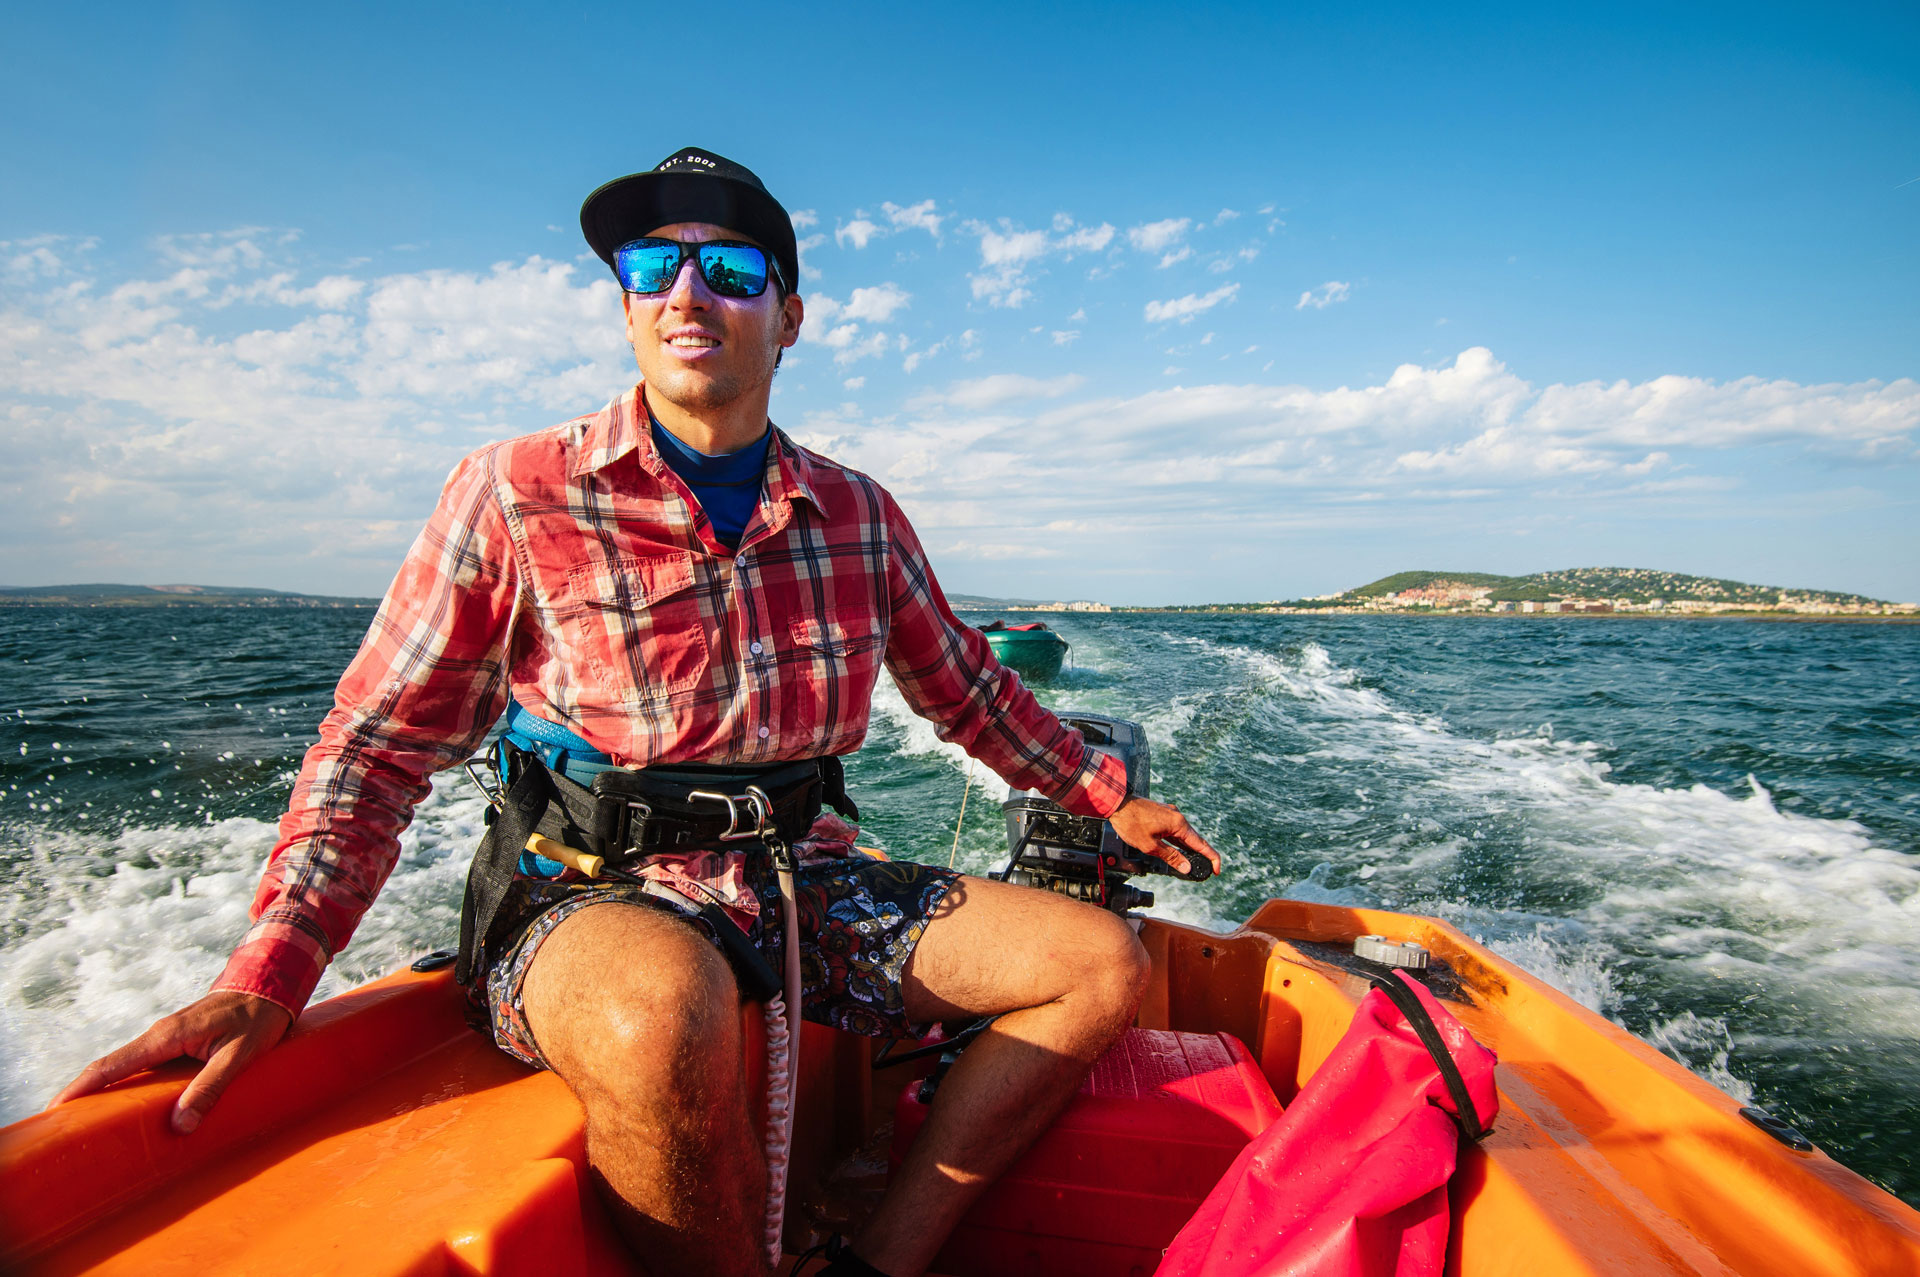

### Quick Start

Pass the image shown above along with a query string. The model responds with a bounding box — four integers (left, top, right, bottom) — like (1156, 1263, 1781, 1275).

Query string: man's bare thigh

(900, 874, 1149, 1026)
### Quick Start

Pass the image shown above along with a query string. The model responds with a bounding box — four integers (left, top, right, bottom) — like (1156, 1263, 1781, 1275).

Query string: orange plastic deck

(3, 900, 1917, 1275)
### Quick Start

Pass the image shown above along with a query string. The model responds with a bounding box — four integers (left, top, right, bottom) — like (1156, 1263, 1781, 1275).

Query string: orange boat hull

(4, 900, 1917, 1276)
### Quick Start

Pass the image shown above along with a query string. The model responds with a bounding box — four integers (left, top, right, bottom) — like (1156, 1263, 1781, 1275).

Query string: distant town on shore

(5, 568, 1915, 619)
(959, 567, 1919, 619)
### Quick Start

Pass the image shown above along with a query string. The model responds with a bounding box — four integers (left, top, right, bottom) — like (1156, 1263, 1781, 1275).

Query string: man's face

(623, 222, 804, 414)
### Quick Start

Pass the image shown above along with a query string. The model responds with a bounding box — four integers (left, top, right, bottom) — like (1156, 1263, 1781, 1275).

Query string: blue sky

(3, 1, 1915, 603)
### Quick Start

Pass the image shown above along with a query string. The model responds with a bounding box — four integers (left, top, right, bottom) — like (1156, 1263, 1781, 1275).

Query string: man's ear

(781, 292, 804, 349)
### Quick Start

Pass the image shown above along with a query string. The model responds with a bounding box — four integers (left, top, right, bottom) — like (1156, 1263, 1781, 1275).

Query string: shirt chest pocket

(562, 553, 712, 700)
(786, 611, 884, 721)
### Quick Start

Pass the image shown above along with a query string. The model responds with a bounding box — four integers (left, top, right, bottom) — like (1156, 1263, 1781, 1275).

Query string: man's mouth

(667, 334, 721, 348)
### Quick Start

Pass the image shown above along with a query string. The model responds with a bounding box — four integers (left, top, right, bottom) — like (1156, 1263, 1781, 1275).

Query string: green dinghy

(979, 620, 1069, 681)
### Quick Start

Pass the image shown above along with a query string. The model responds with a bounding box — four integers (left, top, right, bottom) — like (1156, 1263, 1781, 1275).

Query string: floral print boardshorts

(478, 852, 961, 1070)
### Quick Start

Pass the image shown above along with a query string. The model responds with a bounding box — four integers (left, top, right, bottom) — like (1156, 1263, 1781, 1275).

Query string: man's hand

(1109, 797, 1223, 880)
(48, 991, 293, 1134)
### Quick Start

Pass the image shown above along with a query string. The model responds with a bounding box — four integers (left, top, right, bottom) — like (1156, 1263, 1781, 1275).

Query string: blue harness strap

(499, 702, 612, 877)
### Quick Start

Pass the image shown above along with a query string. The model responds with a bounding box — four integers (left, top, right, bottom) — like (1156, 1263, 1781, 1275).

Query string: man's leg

(519, 900, 767, 1277)
(851, 875, 1152, 1276)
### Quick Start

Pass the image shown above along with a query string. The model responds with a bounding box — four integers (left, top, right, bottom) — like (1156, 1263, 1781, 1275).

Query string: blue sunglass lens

(697, 244, 769, 297)
(615, 241, 685, 294)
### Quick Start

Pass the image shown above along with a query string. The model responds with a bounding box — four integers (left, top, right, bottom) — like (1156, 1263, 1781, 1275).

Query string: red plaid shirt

(216, 384, 1129, 1014)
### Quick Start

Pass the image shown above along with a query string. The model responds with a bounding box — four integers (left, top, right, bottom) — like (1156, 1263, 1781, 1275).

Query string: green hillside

(1348, 570, 1515, 598)
(1499, 567, 1879, 606)
(1326, 566, 1887, 608)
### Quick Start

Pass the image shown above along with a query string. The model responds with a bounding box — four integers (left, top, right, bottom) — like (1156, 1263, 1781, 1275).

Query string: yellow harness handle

(524, 833, 605, 880)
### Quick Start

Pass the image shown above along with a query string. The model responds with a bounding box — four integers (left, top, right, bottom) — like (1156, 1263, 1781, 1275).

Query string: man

(52, 148, 1220, 1277)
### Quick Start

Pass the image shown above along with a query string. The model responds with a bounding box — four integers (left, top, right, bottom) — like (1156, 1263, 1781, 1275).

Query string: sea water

(1, 607, 1915, 1205)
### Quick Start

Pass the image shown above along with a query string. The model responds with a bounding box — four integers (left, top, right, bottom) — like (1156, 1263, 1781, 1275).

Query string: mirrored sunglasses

(613, 238, 781, 298)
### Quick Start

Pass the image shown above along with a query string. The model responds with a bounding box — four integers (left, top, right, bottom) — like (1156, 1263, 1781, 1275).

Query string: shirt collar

(571, 384, 649, 477)
(571, 383, 831, 520)
(766, 429, 831, 519)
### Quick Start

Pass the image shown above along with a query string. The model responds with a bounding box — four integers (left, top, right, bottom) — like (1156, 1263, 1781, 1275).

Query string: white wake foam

(1167, 634, 1920, 1097)
(869, 674, 1015, 803)
(0, 774, 483, 1122)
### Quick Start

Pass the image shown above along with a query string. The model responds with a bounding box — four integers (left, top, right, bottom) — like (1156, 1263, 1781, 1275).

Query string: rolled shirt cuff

(211, 922, 331, 1020)
(1049, 745, 1132, 818)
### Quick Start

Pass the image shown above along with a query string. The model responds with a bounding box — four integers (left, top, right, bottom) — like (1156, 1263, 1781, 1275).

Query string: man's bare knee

(522, 901, 742, 1100)
(1068, 908, 1151, 1030)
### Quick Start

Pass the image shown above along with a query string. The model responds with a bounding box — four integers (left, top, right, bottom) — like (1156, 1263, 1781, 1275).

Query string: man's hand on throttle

(1109, 796, 1222, 879)
(48, 991, 293, 1134)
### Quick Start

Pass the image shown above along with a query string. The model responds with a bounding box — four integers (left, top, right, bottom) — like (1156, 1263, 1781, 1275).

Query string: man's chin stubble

(644, 351, 777, 411)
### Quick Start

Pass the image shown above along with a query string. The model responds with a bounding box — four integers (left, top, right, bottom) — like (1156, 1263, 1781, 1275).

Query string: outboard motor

(995, 713, 1205, 912)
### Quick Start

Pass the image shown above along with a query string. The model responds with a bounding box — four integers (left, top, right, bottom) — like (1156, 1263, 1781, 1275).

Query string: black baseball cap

(580, 147, 800, 294)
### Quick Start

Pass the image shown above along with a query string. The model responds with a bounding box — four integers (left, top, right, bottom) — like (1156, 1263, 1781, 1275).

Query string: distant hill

(1506, 567, 1882, 607)
(1328, 567, 1890, 608)
(1347, 570, 1512, 598)
(0, 584, 378, 608)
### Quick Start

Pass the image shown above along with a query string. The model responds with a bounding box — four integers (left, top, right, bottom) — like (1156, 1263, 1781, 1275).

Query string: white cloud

(842, 376, 866, 390)
(1214, 209, 1241, 224)
(1128, 218, 1191, 254)
(1144, 283, 1239, 324)
(821, 326, 892, 366)
(841, 283, 912, 323)
(903, 337, 948, 373)
(979, 226, 1048, 266)
(1051, 330, 1080, 346)
(1208, 245, 1261, 274)
(0, 233, 638, 589)
(802, 285, 910, 367)
(1297, 280, 1350, 310)
(1059, 224, 1117, 253)
(966, 218, 1116, 308)
(941, 539, 1062, 560)
(837, 217, 882, 249)
(809, 346, 1919, 572)
(790, 209, 819, 230)
(915, 373, 1087, 410)
(883, 199, 942, 238)
(796, 233, 826, 281)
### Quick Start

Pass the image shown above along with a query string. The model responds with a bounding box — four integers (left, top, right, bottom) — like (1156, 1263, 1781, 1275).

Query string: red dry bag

(1157, 972, 1498, 1277)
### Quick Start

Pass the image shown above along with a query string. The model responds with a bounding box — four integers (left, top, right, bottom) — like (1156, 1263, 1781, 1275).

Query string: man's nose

(663, 254, 711, 309)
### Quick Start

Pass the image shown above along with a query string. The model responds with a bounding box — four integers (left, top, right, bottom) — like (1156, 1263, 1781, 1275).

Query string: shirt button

(757, 726, 771, 740)
(749, 640, 763, 655)
(735, 556, 748, 569)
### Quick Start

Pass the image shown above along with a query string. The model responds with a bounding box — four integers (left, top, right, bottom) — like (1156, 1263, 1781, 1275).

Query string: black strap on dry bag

(1365, 972, 1490, 1142)
(455, 744, 551, 986)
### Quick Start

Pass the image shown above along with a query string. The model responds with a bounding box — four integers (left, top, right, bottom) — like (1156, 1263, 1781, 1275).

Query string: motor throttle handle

(1169, 846, 1213, 882)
